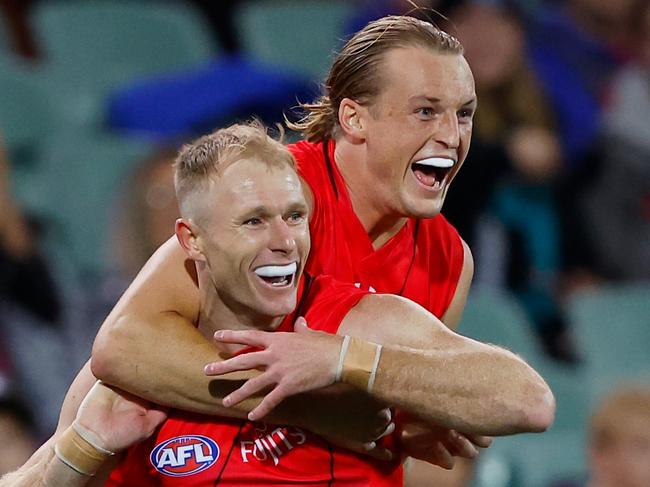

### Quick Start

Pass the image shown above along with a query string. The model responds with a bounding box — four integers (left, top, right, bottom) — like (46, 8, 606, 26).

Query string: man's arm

(0, 373, 166, 487)
(207, 293, 555, 436)
(440, 239, 473, 331)
(0, 362, 101, 487)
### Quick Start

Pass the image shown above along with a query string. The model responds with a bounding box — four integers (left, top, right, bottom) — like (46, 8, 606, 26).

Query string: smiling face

(356, 47, 476, 219)
(189, 157, 310, 324)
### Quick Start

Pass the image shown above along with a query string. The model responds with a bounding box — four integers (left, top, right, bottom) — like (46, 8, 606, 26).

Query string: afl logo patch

(150, 435, 220, 477)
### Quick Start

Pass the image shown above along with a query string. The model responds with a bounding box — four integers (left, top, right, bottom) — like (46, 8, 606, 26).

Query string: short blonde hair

(174, 121, 295, 218)
(590, 384, 650, 444)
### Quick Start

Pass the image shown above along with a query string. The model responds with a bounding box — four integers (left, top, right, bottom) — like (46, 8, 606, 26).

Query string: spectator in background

(345, 0, 461, 37)
(526, 0, 638, 164)
(110, 148, 180, 283)
(445, 3, 576, 362)
(0, 137, 69, 438)
(0, 0, 38, 58)
(185, 0, 243, 54)
(524, 0, 642, 282)
(580, 0, 650, 281)
(0, 138, 60, 325)
(553, 384, 650, 487)
(67, 147, 181, 367)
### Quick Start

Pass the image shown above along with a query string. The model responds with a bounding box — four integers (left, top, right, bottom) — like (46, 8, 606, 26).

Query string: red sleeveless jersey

(290, 139, 464, 318)
(107, 275, 402, 486)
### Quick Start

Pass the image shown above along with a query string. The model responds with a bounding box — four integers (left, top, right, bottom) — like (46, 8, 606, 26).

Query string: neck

(197, 270, 283, 355)
(334, 139, 408, 249)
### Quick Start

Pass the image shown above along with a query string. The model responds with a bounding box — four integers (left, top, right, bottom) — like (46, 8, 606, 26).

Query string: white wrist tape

(335, 335, 351, 382)
(367, 344, 383, 392)
(54, 422, 114, 476)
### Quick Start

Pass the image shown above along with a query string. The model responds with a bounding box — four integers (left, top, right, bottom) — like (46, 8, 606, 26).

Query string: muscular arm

(209, 293, 555, 436)
(338, 293, 555, 435)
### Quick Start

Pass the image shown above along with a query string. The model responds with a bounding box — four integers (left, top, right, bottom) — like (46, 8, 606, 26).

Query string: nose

(434, 111, 460, 149)
(268, 217, 296, 254)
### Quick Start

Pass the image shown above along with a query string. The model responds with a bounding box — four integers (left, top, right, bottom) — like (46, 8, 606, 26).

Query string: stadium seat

(26, 132, 153, 277)
(460, 287, 546, 364)
(234, 0, 354, 80)
(473, 430, 586, 487)
(0, 59, 62, 209)
(31, 0, 219, 90)
(0, 60, 56, 159)
(567, 285, 650, 404)
(0, 14, 12, 59)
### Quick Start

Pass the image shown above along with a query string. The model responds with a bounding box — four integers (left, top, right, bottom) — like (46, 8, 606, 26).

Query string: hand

(75, 381, 168, 452)
(205, 318, 342, 421)
(399, 418, 492, 470)
(300, 387, 396, 462)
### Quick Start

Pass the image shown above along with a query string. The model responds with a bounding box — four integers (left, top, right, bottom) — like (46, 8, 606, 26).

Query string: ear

(338, 98, 367, 142)
(175, 218, 206, 262)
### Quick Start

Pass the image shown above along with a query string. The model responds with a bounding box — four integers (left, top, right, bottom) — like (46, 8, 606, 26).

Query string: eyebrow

(410, 96, 478, 107)
(240, 200, 309, 217)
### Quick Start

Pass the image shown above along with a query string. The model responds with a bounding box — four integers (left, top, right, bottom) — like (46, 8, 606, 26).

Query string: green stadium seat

(473, 430, 586, 487)
(0, 14, 12, 59)
(25, 132, 153, 277)
(567, 285, 650, 404)
(31, 0, 219, 90)
(0, 60, 57, 158)
(234, 0, 353, 80)
(460, 287, 546, 363)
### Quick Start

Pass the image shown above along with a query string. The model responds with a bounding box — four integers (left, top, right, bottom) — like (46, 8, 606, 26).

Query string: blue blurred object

(107, 55, 316, 141)
(526, 7, 619, 165)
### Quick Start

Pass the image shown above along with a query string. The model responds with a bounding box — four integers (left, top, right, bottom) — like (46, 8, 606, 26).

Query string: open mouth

(411, 157, 454, 190)
(253, 262, 298, 287)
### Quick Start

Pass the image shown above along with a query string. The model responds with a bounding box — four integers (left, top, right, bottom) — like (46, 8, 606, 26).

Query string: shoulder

(301, 275, 370, 334)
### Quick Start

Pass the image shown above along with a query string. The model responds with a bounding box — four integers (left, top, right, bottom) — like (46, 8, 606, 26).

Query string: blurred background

(0, 1, 647, 486)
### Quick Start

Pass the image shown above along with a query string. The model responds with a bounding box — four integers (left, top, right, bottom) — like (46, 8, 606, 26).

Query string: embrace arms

(207, 293, 556, 437)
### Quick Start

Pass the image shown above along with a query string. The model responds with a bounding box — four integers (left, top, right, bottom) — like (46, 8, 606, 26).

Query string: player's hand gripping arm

(207, 295, 555, 436)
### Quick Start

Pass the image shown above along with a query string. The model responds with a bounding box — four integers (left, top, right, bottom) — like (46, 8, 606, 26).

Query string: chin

(256, 298, 297, 320)
(404, 198, 444, 219)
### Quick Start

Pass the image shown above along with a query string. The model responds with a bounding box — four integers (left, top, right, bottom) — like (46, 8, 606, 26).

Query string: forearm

(93, 308, 374, 434)
(340, 295, 555, 436)
(0, 443, 90, 487)
(93, 310, 251, 416)
(362, 341, 553, 435)
(42, 448, 90, 487)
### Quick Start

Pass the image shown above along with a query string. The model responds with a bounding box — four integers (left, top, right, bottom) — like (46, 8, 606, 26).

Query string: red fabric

(290, 139, 465, 319)
(106, 276, 401, 486)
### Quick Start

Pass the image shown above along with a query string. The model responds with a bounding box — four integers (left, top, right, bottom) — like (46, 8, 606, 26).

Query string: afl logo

(150, 435, 220, 477)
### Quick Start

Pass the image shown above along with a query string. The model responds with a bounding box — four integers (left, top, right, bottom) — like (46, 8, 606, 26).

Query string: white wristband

(367, 344, 383, 392)
(335, 335, 351, 382)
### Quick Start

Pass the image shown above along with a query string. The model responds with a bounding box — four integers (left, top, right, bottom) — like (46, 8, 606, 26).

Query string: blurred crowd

(0, 1, 648, 486)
